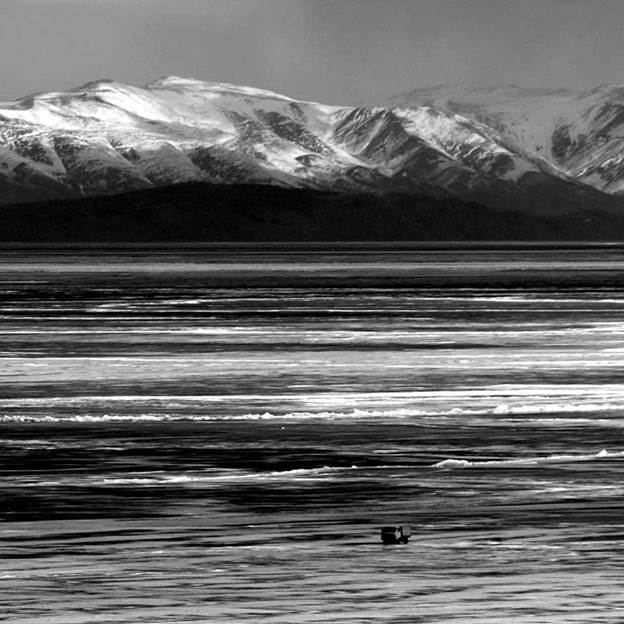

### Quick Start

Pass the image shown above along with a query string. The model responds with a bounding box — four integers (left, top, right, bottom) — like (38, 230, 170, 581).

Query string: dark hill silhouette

(1, 182, 624, 242)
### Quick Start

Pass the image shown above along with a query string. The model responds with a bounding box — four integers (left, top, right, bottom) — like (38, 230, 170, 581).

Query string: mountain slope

(1, 76, 621, 217)
(388, 85, 624, 195)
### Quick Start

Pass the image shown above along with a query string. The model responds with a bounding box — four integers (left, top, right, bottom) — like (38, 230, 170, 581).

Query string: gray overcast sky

(1, 0, 623, 103)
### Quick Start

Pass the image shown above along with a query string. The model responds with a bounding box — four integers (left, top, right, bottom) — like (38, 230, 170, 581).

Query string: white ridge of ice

(433, 448, 621, 469)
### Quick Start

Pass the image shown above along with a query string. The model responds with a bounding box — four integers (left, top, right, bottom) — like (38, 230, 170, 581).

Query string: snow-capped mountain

(388, 85, 624, 195)
(0, 76, 622, 216)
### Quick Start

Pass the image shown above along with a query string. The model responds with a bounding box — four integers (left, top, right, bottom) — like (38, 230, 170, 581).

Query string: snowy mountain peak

(146, 75, 297, 102)
(0, 75, 622, 216)
(71, 78, 125, 92)
(386, 83, 624, 194)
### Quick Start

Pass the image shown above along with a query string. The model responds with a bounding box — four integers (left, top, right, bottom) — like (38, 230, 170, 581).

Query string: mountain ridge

(2, 75, 624, 220)
(387, 84, 624, 195)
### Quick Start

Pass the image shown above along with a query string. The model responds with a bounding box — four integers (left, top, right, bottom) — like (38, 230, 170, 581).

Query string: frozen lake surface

(3, 244, 624, 623)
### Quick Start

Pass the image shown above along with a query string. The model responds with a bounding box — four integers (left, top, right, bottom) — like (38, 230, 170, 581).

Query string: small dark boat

(381, 525, 411, 544)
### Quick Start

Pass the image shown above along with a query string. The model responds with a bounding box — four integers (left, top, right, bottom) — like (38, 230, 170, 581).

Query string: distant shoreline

(1, 241, 624, 250)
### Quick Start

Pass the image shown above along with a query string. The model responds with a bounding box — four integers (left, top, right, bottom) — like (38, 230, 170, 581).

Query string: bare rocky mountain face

(1, 76, 624, 218)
